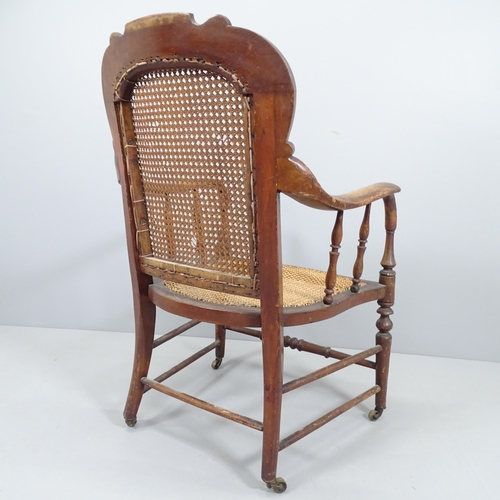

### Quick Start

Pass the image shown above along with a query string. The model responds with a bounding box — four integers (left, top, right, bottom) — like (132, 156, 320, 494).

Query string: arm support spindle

(351, 204, 371, 293)
(324, 210, 344, 305)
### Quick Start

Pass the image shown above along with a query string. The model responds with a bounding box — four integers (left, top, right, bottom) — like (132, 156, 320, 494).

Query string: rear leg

(123, 293, 156, 426)
(212, 324, 226, 369)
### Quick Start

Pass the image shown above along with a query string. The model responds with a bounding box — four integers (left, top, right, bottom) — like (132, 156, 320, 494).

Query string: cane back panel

(120, 64, 259, 297)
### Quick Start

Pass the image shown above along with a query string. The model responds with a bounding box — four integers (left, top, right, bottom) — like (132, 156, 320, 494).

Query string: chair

(102, 13, 400, 493)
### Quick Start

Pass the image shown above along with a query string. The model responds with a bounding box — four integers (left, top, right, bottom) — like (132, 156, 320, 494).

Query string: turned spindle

(375, 194, 397, 412)
(351, 203, 371, 293)
(324, 210, 343, 305)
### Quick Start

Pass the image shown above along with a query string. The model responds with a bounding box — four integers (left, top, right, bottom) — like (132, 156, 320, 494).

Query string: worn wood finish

(282, 346, 382, 394)
(152, 319, 200, 349)
(374, 194, 398, 412)
(141, 258, 260, 298)
(227, 325, 262, 338)
(226, 328, 377, 370)
(215, 324, 226, 362)
(122, 280, 155, 427)
(102, 13, 400, 491)
(277, 156, 400, 210)
(142, 377, 264, 431)
(148, 279, 386, 328)
(117, 103, 157, 428)
(351, 204, 371, 293)
(251, 92, 285, 484)
(284, 336, 376, 369)
(324, 210, 344, 304)
(143, 340, 220, 393)
(279, 385, 381, 451)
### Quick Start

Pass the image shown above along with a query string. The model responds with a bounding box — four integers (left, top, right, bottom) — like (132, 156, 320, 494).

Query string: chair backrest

(102, 14, 296, 300)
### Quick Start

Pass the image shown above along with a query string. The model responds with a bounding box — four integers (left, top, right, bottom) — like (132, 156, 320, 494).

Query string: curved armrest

(277, 156, 400, 210)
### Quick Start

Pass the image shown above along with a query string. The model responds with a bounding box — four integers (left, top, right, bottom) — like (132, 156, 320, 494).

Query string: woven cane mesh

(164, 265, 360, 308)
(130, 67, 255, 279)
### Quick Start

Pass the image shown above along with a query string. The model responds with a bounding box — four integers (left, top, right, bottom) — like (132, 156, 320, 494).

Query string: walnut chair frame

(102, 13, 400, 493)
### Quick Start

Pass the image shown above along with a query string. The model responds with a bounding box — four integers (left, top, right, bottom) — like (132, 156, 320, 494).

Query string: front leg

(373, 194, 397, 417)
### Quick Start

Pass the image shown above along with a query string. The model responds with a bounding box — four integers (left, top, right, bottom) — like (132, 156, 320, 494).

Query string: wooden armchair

(102, 13, 400, 493)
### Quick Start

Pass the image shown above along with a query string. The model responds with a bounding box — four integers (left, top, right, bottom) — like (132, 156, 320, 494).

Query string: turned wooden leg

(374, 330, 392, 412)
(373, 194, 397, 417)
(212, 325, 226, 370)
(123, 286, 156, 427)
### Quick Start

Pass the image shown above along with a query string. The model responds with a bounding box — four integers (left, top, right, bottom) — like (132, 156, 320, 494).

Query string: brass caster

(211, 357, 223, 370)
(124, 416, 137, 427)
(368, 408, 384, 421)
(265, 477, 287, 493)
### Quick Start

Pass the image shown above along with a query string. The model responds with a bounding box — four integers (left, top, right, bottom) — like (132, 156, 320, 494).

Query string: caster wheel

(124, 416, 137, 427)
(266, 477, 287, 493)
(368, 408, 384, 421)
(211, 358, 223, 370)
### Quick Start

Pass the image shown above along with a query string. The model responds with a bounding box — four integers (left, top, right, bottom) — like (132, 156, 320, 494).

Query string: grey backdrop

(1, 0, 499, 362)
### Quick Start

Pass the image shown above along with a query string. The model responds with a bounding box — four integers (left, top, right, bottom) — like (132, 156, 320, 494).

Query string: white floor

(1, 325, 499, 499)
